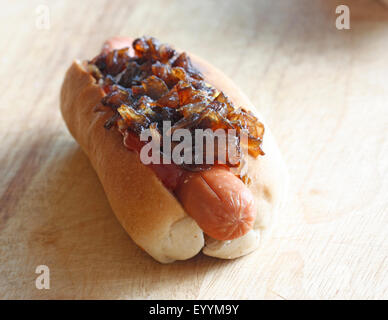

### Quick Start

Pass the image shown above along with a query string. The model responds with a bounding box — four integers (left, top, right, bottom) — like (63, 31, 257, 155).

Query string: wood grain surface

(0, 0, 387, 299)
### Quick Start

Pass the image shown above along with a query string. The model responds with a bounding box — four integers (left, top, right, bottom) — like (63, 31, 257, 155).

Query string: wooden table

(0, 0, 387, 299)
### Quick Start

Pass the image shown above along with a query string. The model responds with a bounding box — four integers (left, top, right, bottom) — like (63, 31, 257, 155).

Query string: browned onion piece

(142, 76, 169, 100)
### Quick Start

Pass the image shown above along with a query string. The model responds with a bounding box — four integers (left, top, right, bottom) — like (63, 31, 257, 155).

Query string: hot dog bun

(60, 37, 288, 263)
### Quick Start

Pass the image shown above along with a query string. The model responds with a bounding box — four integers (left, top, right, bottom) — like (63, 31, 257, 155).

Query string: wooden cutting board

(0, 0, 387, 299)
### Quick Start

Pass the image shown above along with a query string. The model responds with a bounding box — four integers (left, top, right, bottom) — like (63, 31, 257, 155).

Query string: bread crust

(60, 50, 287, 263)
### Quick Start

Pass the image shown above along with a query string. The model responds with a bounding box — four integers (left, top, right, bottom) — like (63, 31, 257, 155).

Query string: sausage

(104, 37, 257, 241)
(102, 36, 135, 55)
(175, 167, 256, 241)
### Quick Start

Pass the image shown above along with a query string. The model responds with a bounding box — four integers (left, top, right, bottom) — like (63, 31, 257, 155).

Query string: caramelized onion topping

(88, 36, 265, 174)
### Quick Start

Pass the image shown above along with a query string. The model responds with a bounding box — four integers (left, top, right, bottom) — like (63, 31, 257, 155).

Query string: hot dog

(176, 167, 256, 241)
(60, 36, 288, 263)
